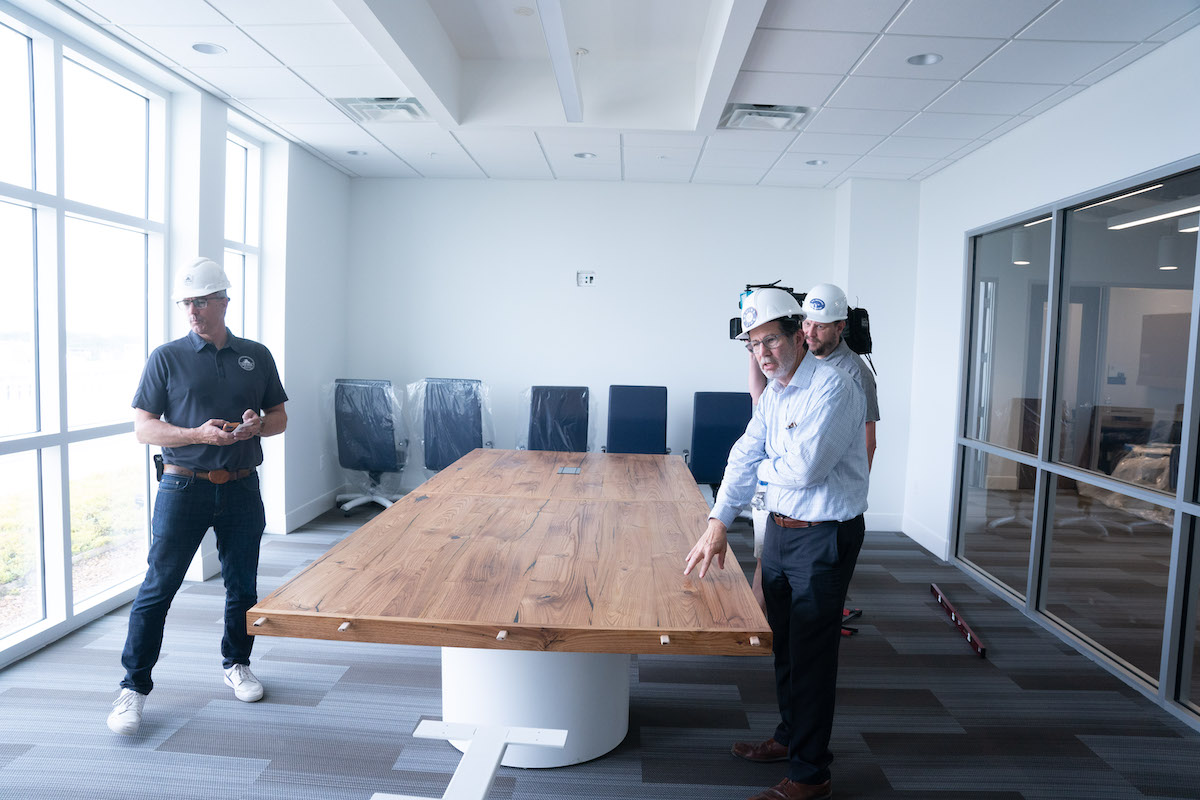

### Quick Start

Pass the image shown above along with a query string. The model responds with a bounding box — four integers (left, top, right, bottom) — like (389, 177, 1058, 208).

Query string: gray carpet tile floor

(2, 507, 1199, 800)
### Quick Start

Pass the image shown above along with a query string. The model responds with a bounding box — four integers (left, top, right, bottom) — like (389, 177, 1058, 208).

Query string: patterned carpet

(1, 508, 1198, 800)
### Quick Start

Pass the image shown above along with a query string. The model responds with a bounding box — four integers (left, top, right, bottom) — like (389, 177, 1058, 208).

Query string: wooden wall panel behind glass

(1054, 171, 1197, 494)
(965, 219, 1052, 456)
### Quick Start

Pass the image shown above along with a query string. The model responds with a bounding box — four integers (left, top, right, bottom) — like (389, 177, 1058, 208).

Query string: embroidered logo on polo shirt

(238, 356, 256, 371)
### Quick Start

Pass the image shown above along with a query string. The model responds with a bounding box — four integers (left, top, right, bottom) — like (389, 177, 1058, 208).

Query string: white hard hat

(173, 257, 231, 302)
(740, 288, 803, 334)
(801, 283, 848, 323)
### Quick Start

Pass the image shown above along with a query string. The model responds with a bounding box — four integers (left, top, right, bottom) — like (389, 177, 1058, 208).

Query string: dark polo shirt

(132, 330, 288, 472)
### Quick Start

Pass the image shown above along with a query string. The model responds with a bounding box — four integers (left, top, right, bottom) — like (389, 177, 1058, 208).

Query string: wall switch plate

(576, 271, 595, 286)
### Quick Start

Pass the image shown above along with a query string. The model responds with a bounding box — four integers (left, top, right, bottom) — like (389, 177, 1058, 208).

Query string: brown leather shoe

(731, 737, 788, 762)
(746, 778, 832, 800)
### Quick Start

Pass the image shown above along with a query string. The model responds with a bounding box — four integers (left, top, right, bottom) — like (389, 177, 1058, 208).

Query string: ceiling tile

(621, 133, 706, 149)
(848, 154, 939, 175)
(205, 0, 350, 26)
(853, 34, 1004, 80)
(926, 81, 1062, 115)
(236, 97, 351, 124)
(276, 122, 372, 151)
(803, 107, 915, 135)
(623, 146, 702, 169)
(1150, 7, 1200, 40)
(978, 116, 1032, 140)
(826, 75, 954, 110)
(1075, 42, 1161, 85)
(536, 130, 622, 153)
(760, 170, 840, 188)
(894, 111, 1013, 138)
(966, 40, 1133, 85)
(692, 165, 770, 185)
(75, 0, 227, 26)
(759, 0, 906, 33)
(911, 159, 955, 179)
(743, 29, 878, 74)
(1019, 0, 1200, 42)
(729, 71, 842, 106)
(888, 0, 1053, 38)
(947, 139, 990, 159)
(361, 123, 484, 178)
(333, 152, 420, 178)
(774, 152, 859, 171)
(706, 130, 798, 151)
(867, 135, 974, 158)
(453, 129, 553, 180)
(122, 25, 279, 67)
(241, 24, 384, 67)
(546, 149, 623, 181)
(1020, 84, 1085, 116)
(289, 64, 411, 98)
(622, 160, 697, 184)
(187, 66, 319, 99)
(788, 132, 885, 155)
(699, 149, 781, 169)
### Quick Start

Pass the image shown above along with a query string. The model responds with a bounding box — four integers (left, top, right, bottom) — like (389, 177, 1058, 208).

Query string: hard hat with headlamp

(740, 287, 803, 334)
(801, 283, 848, 324)
(173, 257, 231, 302)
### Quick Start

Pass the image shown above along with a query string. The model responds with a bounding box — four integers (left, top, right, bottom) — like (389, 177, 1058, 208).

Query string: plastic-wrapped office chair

(333, 379, 406, 513)
(528, 386, 590, 452)
(412, 377, 492, 472)
(605, 385, 668, 455)
(688, 391, 752, 494)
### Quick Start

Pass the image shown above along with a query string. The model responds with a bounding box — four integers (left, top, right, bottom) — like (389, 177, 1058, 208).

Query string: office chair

(527, 386, 590, 452)
(419, 377, 491, 471)
(605, 385, 668, 454)
(333, 378, 406, 513)
(687, 391, 752, 495)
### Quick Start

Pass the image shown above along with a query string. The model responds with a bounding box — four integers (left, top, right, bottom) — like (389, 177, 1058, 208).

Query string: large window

(956, 164, 1200, 725)
(223, 130, 261, 339)
(0, 9, 163, 663)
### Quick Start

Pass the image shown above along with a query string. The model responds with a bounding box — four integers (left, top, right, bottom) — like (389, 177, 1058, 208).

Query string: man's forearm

(135, 417, 200, 447)
(259, 408, 287, 437)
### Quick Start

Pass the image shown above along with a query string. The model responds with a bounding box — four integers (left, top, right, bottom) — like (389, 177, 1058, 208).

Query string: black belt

(771, 513, 834, 529)
(163, 464, 254, 484)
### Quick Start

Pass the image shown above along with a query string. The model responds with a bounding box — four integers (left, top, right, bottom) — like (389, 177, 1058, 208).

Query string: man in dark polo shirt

(107, 257, 288, 736)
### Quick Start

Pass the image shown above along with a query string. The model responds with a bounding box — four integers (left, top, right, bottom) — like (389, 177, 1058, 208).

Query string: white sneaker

(223, 664, 264, 702)
(107, 688, 146, 735)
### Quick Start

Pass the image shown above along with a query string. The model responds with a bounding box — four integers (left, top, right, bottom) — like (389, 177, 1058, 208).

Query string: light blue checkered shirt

(711, 354, 869, 527)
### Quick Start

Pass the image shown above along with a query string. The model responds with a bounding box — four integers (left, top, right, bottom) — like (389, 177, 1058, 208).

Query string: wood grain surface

(249, 449, 771, 656)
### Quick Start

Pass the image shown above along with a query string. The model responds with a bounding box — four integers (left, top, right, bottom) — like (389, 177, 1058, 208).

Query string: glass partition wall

(956, 163, 1200, 726)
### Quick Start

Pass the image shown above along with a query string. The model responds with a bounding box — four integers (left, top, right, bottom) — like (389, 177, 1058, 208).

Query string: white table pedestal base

(441, 647, 630, 768)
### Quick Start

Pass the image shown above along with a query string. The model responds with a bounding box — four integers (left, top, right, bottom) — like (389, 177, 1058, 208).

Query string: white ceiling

(58, 0, 1200, 186)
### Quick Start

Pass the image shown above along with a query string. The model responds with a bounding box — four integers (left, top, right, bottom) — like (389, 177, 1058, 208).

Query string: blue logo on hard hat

(809, 298, 826, 311)
(742, 307, 758, 327)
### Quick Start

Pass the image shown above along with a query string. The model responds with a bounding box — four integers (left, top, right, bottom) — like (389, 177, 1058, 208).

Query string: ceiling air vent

(719, 103, 809, 131)
(333, 97, 429, 123)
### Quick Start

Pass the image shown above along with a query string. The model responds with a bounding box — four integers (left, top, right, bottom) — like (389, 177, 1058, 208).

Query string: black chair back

(424, 377, 484, 470)
(606, 385, 667, 454)
(334, 379, 400, 478)
(689, 391, 752, 485)
(529, 386, 589, 452)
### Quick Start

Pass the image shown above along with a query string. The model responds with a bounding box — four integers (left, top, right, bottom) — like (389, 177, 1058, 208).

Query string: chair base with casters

(334, 378, 407, 514)
(337, 467, 405, 514)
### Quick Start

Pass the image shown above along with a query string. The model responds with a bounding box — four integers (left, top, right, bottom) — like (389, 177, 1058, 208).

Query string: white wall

(906, 24, 1200, 558)
(262, 143, 352, 532)
(343, 178, 913, 530)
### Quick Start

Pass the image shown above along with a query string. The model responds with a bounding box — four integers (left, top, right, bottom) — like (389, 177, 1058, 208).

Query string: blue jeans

(762, 514, 865, 785)
(119, 471, 265, 694)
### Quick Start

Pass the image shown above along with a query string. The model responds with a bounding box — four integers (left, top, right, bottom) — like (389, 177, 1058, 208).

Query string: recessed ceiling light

(907, 53, 942, 66)
(574, 152, 596, 159)
(806, 159, 828, 167)
(191, 42, 227, 55)
(346, 150, 367, 156)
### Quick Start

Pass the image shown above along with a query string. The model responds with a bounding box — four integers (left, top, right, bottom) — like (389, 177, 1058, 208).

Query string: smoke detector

(719, 103, 809, 131)
(333, 97, 429, 123)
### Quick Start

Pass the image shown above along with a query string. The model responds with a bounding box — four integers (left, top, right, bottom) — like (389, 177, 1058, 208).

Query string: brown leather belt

(163, 464, 254, 484)
(771, 513, 834, 529)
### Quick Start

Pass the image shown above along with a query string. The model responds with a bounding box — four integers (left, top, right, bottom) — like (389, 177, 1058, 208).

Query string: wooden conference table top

(249, 449, 772, 656)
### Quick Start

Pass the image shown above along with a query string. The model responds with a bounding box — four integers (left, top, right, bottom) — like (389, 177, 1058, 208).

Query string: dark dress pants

(761, 513, 865, 784)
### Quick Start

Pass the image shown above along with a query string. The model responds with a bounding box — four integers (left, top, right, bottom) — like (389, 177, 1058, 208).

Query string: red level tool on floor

(929, 583, 986, 657)
(841, 607, 862, 636)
